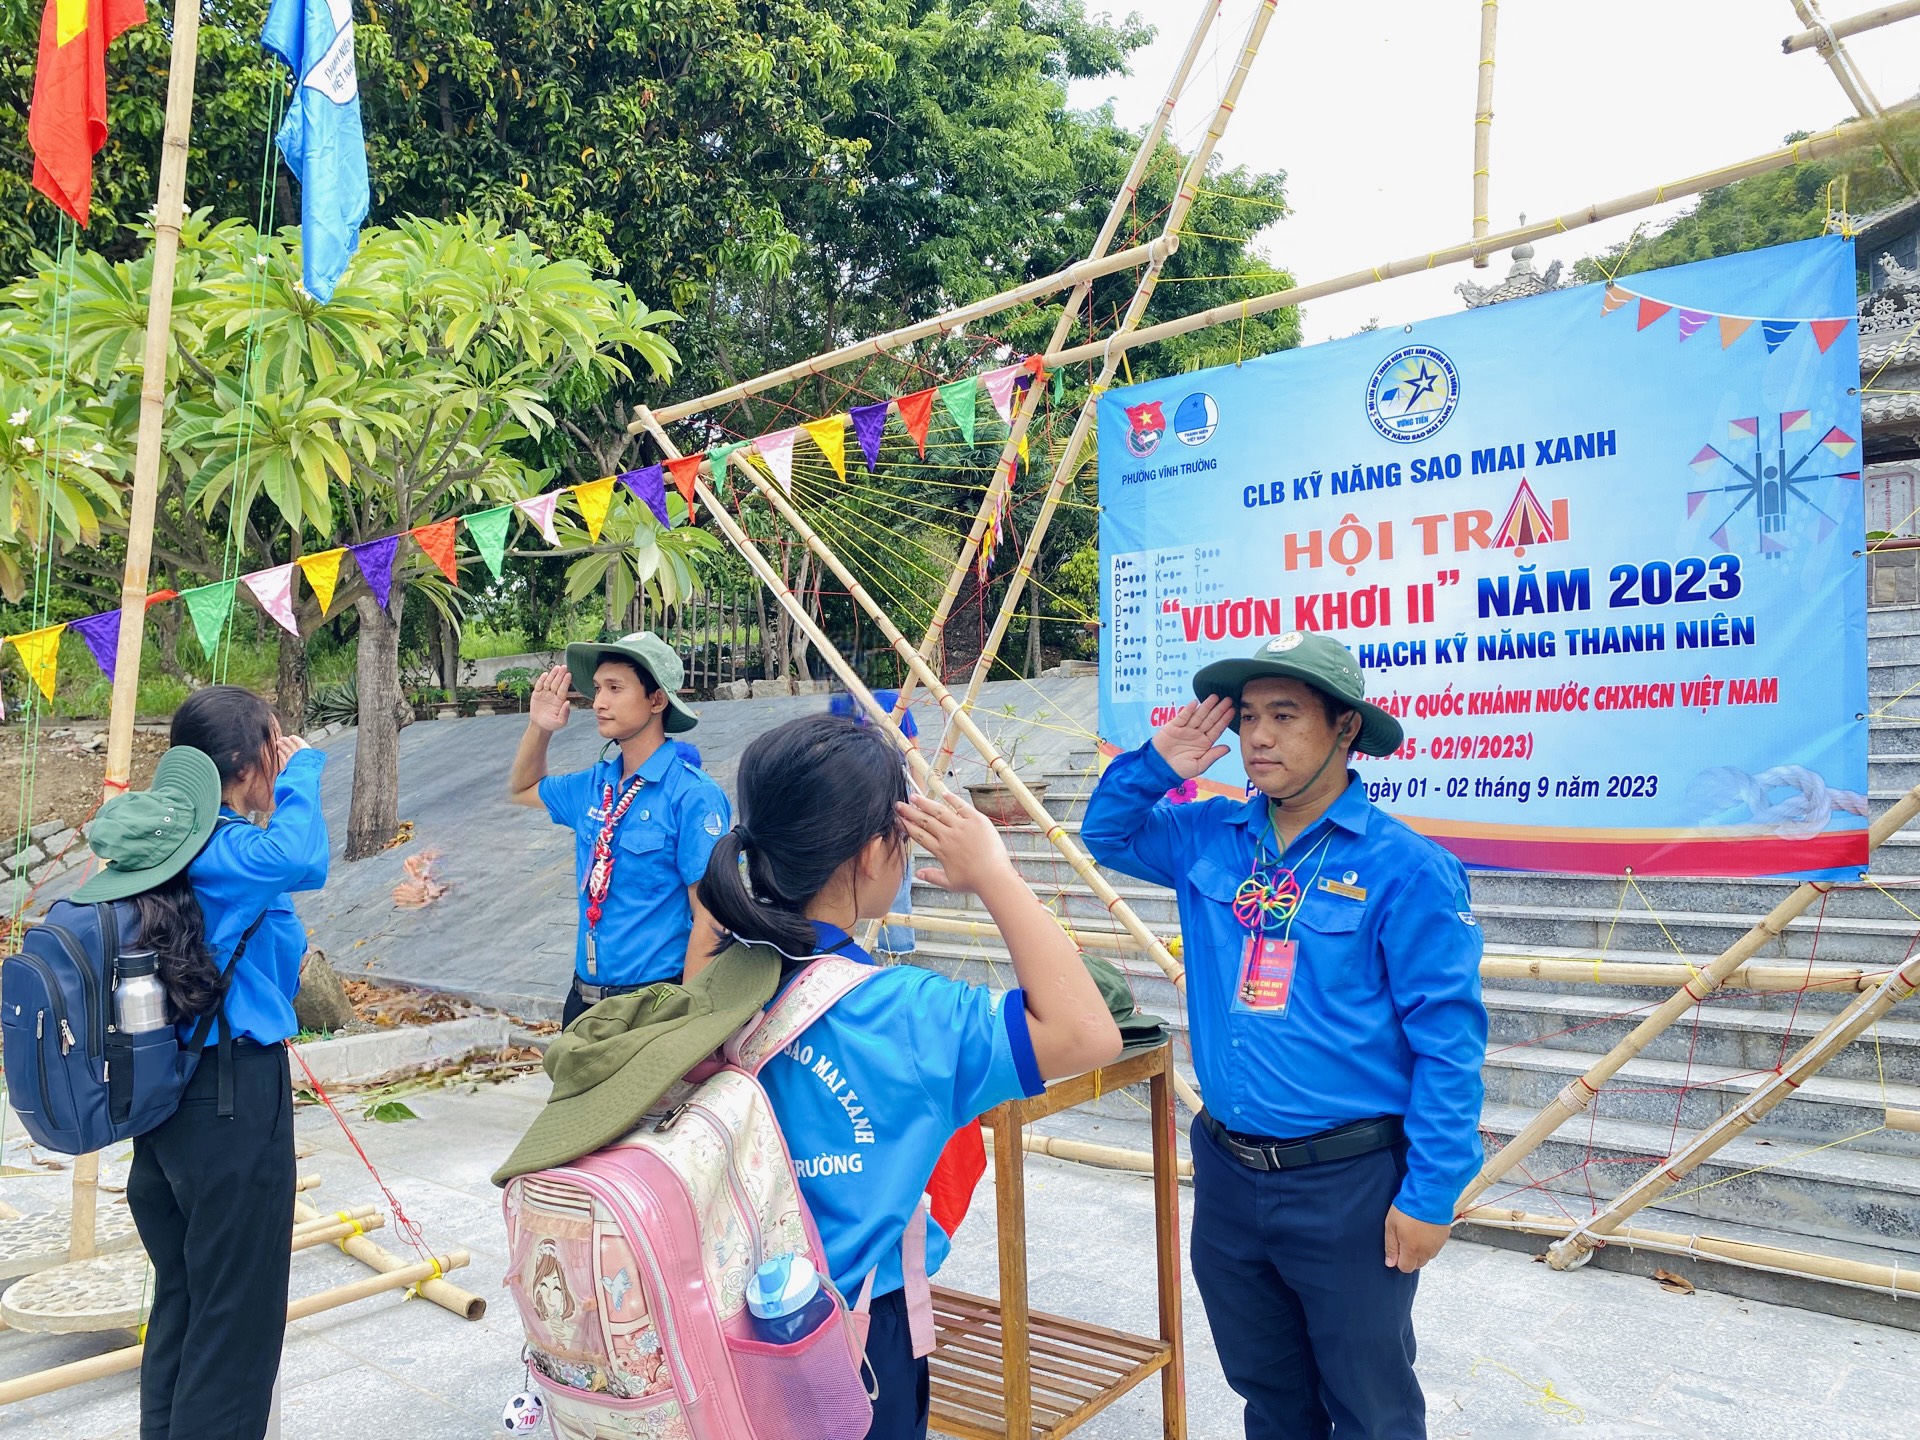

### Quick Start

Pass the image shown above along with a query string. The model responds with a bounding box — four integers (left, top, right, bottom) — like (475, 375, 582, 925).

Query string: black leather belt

(1200, 1111, 1402, 1171)
(572, 978, 644, 1004)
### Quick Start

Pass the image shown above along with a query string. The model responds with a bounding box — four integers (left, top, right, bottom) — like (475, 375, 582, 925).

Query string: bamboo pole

(1784, 0, 1920, 53)
(929, 0, 1282, 772)
(1470, 1, 1499, 267)
(882, 0, 1226, 728)
(292, 1200, 487, 1321)
(0, 1252, 468, 1408)
(1467, 1208, 1920, 1298)
(1045, 102, 1920, 371)
(1455, 786, 1920, 1216)
(73, 0, 207, 1267)
(630, 240, 1171, 431)
(1544, 949, 1920, 1270)
(887, 908, 1164, 956)
(986, 1125, 1194, 1179)
(1787, 0, 1919, 189)
(289, 1212, 387, 1252)
(1884, 1107, 1920, 1132)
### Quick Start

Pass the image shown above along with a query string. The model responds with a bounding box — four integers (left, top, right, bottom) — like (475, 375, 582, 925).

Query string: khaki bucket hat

(564, 631, 699, 733)
(1191, 631, 1404, 756)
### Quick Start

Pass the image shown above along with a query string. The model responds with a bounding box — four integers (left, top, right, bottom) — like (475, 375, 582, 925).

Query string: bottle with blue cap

(746, 1253, 837, 1345)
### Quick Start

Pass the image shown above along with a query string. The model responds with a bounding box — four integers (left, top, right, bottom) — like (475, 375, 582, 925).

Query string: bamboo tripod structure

(1784, 0, 1920, 52)
(1787, 0, 1920, 190)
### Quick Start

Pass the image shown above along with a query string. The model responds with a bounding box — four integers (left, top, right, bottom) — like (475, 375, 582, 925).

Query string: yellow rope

(1659, 1124, 1888, 1203)
(1468, 1359, 1587, 1423)
(1624, 872, 1691, 965)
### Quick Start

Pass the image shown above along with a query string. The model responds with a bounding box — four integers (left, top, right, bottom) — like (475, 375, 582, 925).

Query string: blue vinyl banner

(1098, 237, 1866, 880)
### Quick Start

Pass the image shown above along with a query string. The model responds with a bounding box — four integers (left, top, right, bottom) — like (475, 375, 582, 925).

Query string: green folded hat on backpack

(73, 748, 225, 904)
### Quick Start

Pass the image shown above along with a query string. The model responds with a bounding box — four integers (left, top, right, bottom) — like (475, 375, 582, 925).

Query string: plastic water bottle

(746, 1254, 837, 1346)
(114, 948, 171, 1035)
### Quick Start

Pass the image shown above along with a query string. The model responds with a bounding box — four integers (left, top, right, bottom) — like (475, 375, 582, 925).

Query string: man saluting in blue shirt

(1083, 631, 1486, 1440)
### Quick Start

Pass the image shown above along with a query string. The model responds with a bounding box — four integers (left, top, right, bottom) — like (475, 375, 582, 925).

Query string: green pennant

(181, 580, 237, 657)
(708, 441, 748, 499)
(465, 505, 513, 580)
(1051, 366, 1065, 406)
(938, 376, 979, 448)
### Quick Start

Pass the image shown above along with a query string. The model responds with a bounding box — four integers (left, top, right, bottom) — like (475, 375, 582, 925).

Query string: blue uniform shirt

(1082, 742, 1487, 1225)
(184, 747, 331, 1045)
(538, 742, 730, 986)
(828, 690, 919, 740)
(759, 922, 1044, 1298)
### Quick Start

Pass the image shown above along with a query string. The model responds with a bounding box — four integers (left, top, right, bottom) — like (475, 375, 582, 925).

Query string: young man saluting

(1082, 631, 1486, 1440)
(508, 632, 730, 1026)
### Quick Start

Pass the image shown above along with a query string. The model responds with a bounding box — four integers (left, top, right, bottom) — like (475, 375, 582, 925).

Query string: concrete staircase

(904, 606, 1920, 1324)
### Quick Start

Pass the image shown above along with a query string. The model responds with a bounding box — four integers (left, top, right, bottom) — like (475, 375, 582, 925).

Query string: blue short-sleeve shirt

(537, 742, 731, 986)
(759, 923, 1044, 1297)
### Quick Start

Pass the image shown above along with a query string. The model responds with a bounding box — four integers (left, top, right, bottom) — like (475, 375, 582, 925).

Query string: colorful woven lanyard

(585, 772, 648, 933)
(1233, 807, 1335, 940)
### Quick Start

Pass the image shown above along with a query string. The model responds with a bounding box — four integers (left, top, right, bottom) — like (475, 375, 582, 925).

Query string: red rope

(288, 1040, 433, 1261)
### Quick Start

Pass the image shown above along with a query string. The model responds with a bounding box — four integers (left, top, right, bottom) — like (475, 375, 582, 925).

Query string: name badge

(1319, 877, 1367, 902)
(1233, 935, 1297, 1017)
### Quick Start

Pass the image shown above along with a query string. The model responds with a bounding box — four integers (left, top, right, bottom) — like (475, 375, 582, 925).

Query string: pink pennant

(981, 364, 1025, 424)
(1687, 492, 1707, 517)
(755, 428, 799, 492)
(1710, 525, 1731, 550)
(1690, 446, 1719, 474)
(516, 491, 562, 546)
(1675, 309, 1709, 342)
(243, 564, 301, 637)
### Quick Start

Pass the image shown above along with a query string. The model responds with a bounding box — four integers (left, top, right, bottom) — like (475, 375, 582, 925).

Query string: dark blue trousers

(1191, 1119, 1425, 1439)
(861, 1287, 929, 1440)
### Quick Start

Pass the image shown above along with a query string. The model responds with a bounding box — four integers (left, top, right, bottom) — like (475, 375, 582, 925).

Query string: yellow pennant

(803, 415, 848, 482)
(7, 623, 67, 701)
(296, 548, 346, 615)
(1018, 433, 1029, 467)
(573, 476, 616, 543)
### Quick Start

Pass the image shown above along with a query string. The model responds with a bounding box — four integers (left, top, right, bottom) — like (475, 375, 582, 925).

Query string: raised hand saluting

(528, 664, 575, 733)
(1148, 694, 1234, 780)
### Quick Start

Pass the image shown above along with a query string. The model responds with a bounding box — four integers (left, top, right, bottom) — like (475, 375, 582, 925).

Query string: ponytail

(698, 715, 908, 957)
(131, 869, 224, 1018)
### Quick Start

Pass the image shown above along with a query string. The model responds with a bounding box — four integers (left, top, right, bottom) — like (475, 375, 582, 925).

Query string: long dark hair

(149, 685, 280, 1016)
(698, 715, 908, 957)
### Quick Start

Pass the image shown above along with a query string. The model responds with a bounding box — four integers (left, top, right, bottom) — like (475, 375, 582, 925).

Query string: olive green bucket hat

(493, 943, 781, 1185)
(1191, 631, 1404, 757)
(564, 630, 699, 733)
(71, 747, 225, 904)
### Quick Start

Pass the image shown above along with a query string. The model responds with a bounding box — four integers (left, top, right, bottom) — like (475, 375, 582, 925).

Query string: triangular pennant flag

(938, 377, 978, 447)
(1710, 524, 1731, 550)
(243, 563, 301, 636)
(1820, 426, 1857, 458)
(1676, 309, 1709, 342)
(350, 535, 399, 609)
(465, 505, 513, 579)
(981, 364, 1024, 424)
(516, 491, 561, 546)
(1816, 515, 1837, 543)
(802, 416, 848, 482)
(295, 547, 345, 615)
(1780, 409, 1811, 433)
(850, 402, 888, 473)
(69, 610, 122, 682)
(1759, 532, 1789, 555)
(1600, 284, 1631, 316)
(896, 388, 936, 457)
(1687, 491, 1708, 516)
(1051, 367, 1065, 405)
(572, 477, 616, 544)
(1810, 317, 1852, 354)
(6, 623, 66, 700)
(1690, 446, 1720, 474)
(754, 429, 799, 493)
(708, 442, 748, 499)
(1761, 320, 1798, 353)
(1018, 433, 1029, 469)
(666, 455, 705, 525)
(1729, 417, 1759, 441)
(411, 518, 460, 583)
(1838, 471, 1861, 482)
(181, 579, 237, 655)
(1718, 315, 1754, 348)
(618, 465, 671, 529)
(1635, 297, 1671, 331)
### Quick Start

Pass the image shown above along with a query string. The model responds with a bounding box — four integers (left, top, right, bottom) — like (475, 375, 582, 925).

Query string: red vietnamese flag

(29, 0, 146, 227)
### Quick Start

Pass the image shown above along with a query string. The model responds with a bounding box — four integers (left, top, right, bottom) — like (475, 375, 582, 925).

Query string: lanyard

(1233, 809, 1336, 942)
(584, 772, 647, 971)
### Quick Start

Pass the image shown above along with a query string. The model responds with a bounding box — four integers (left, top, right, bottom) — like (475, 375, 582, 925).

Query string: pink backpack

(502, 957, 930, 1440)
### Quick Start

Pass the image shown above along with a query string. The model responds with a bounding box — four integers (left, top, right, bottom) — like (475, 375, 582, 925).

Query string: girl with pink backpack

(697, 714, 1122, 1438)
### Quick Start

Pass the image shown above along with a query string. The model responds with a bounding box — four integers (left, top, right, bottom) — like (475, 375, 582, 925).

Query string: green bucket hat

(565, 630, 699, 733)
(493, 943, 780, 1185)
(1192, 631, 1404, 757)
(72, 748, 225, 904)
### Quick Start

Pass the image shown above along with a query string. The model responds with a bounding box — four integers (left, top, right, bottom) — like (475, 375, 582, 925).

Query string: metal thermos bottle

(114, 948, 171, 1034)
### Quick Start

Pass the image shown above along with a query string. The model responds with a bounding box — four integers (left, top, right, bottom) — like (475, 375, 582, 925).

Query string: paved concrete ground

(2, 1072, 1911, 1439)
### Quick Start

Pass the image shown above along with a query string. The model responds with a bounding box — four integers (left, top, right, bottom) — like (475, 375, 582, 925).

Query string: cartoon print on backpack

(528, 1239, 583, 1352)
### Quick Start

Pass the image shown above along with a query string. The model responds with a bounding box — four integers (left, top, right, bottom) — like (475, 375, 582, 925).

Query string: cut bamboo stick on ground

(289, 1213, 387, 1253)
(0, 1252, 469, 1408)
(290, 1202, 486, 1321)
(1455, 786, 1920, 1217)
(1544, 948, 1920, 1269)
(985, 1126, 1193, 1179)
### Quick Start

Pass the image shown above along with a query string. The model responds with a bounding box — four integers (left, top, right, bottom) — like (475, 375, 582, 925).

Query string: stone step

(1462, 869, 1920, 917)
(1482, 1045, 1920, 1158)
(1868, 719, 1920, 753)
(1868, 604, 1920, 639)
(1482, 987, 1920, 1083)
(1474, 1104, 1920, 1252)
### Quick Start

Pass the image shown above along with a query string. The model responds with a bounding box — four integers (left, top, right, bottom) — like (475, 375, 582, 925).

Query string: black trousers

(861, 1287, 929, 1440)
(128, 1039, 295, 1440)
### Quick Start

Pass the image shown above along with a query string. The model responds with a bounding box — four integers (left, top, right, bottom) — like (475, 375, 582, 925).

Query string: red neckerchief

(584, 771, 648, 934)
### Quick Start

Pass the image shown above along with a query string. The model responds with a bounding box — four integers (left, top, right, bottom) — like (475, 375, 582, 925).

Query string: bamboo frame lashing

(1470, 1, 1499, 267)
(1452, 787, 1920, 1216)
(1784, 0, 1920, 53)
(1787, 0, 1920, 191)
(1543, 948, 1920, 1270)
(291, 1199, 487, 1321)
(930, 0, 1285, 774)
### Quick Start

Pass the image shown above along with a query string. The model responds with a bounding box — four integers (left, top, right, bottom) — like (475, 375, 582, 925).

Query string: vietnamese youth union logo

(1366, 344, 1459, 444)
(1174, 393, 1219, 446)
(1124, 400, 1166, 458)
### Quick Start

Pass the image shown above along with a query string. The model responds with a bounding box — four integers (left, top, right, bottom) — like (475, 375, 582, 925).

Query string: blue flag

(262, 0, 369, 303)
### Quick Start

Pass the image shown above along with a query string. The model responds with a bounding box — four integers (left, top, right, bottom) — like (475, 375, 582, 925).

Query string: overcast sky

(1068, 1, 1920, 346)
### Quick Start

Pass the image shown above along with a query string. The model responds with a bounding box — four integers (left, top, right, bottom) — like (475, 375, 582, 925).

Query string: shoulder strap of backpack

(725, 955, 873, 1076)
(182, 816, 275, 1118)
